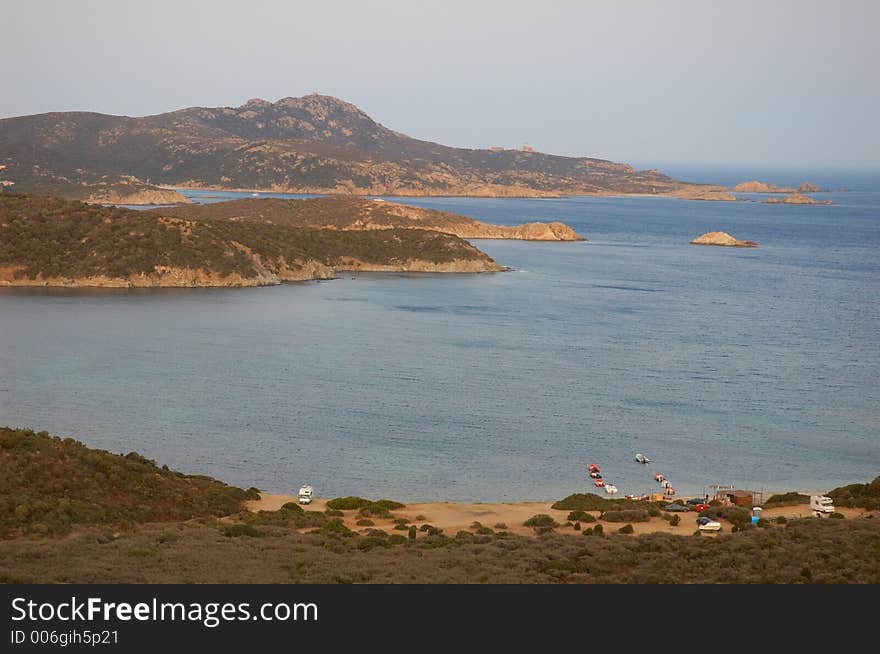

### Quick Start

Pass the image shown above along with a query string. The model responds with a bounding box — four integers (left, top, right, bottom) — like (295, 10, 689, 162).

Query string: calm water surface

(1, 185, 878, 501)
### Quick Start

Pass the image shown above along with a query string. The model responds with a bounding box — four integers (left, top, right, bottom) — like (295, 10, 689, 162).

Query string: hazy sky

(3, 0, 878, 168)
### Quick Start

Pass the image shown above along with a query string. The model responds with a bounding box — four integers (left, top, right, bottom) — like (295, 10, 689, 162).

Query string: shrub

(593, 524, 603, 535)
(669, 515, 680, 527)
(567, 510, 597, 523)
(601, 510, 650, 523)
(372, 499, 406, 511)
(389, 534, 407, 545)
(326, 497, 373, 510)
(648, 507, 661, 517)
(408, 526, 417, 540)
(358, 505, 391, 518)
(523, 514, 559, 529)
(357, 537, 389, 551)
(775, 516, 787, 524)
(494, 523, 507, 530)
(757, 518, 770, 528)
(765, 492, 810, 506)
(415, 515, 427, 521)
(618, 524, 634, 534)
(280, 502, 304, 513)
(321, 519, 354, 536)
(355, 519, 374, 527)
(830, 512, 845, 520)
(552, 493, 649, 512)
(573, 522, 581, 531)
(828, 477, 880, 510)
(222, 524, 264, 538)
(325, 509, 344, 517)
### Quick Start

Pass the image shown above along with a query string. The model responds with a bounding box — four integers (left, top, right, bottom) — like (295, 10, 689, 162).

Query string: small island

(733, 180, 824, 194)
(690, 231, 758, 248)
(763, 193, 832, 206)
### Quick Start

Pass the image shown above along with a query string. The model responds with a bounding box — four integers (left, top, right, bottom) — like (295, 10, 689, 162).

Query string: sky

(2, 0, 878, 168)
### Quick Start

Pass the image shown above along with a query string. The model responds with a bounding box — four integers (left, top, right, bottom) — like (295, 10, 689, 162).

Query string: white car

(697, 516, 721, 532)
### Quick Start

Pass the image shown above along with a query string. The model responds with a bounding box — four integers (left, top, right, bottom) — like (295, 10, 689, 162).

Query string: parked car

(686, 497, 708, 506)
(693, 503, 709, 512)
(663, 503, 691, 512)
(697, 516, 722, 532)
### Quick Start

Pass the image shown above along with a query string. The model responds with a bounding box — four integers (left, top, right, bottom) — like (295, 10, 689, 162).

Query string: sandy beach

(245, 494, 869, 538)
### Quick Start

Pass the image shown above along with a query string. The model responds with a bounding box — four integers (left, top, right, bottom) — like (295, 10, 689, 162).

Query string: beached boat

(605, 484, 618, 495)
(635, 452, 651, 464)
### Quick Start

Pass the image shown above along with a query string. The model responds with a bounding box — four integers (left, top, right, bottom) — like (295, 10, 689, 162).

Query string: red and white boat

(594, 479, 606, 488)
(654, 473, 665, 483)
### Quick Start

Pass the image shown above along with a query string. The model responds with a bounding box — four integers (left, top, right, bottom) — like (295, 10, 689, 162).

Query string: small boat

(664, 486, 676, 496)
(594, 479, 606, 488)
(589, 471, 602, 479)
(588, 463, 600, 474)
(635, 453, 651, 464)
(661, 479, 671, 489)
(605, 484, 618, 495)
(654, 472, 665, 483)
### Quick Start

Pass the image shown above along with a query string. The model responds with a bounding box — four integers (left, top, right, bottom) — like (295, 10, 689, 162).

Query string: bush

(601, 510, 650, 523)
(567, 510, 597, 523)
(523, 514, 559, 529)
(593, 524, 603, 535)
(830, 512, 845, 520)
(828, 477, 880, 510)
(494, 523, 507, 530)
(372, 499, 406, 511)
(358, 505, 391, 518)
(552, 493, 649, 512)
(669, 514, 680, 527)
(618, 524, 634, 534)
(325, 509, 344, 517)
(648, 507, 661, 517)
(765, 492, 810, 506)
(280, 502, 304, 513)
(320, 519, 354, 536)
(357, 537, 389, 551)
(415, 515, 427, 521)
(408, 526, 417, 540)
(775, 516, 787, 524)
(757, 518, 770, 528)
(326, 497, 373, 510)
(222, 524, 264, 538)
(355, 519, 374, 527)
(573, 522, 581, 531)
(389, 534, 407, 545)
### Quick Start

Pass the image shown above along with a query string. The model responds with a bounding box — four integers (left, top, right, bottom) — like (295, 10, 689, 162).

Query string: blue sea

(1, 176, 878, 501)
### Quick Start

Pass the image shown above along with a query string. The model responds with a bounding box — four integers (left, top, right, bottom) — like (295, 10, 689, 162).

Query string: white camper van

(298, 485, 314, 505)
(810, 495, 834, 515)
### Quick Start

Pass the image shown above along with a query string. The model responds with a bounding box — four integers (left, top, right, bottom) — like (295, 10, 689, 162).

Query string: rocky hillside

(0, 94, 728, 200)
(153, 196, 583, 241)
(0, 194, 502, 287)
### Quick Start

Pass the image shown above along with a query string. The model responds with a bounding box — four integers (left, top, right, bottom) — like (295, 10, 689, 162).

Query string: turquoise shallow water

(1, 186, 878, 501)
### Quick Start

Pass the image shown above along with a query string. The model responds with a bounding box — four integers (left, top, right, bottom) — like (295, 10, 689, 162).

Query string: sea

(1, 168, 878, 502)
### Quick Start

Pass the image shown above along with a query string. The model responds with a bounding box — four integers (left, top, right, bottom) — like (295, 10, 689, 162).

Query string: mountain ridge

(0, 94, 731, 201)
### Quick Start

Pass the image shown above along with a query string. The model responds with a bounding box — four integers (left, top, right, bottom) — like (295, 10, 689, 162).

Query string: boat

(605, 484, 618, 495)
(588, 463, 600, 474)
(654, 473, 665, 483)
(589, 471, 602, 479)
(594, 479, 606, 488)
(663, 486, 676, 496)
(635, 452, 651, 464)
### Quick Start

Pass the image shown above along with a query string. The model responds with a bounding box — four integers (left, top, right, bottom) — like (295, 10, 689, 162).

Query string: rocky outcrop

(763, 193, 832, 205)
(733, 181, 795, 193)
(690, 231, 758, 248)
(798, 182, 821, 193)
(672, 187, 736, 201)
(84, 186, 189, 206)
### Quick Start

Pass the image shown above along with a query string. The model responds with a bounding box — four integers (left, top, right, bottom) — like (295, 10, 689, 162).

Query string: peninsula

(0, 194, 510, 288)
(0, 94, 732, 202)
